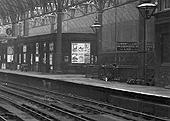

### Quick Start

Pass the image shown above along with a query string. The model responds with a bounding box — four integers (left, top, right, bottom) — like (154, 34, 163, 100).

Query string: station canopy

(0, 0, 134, 25)
(0, 0, 93, 25)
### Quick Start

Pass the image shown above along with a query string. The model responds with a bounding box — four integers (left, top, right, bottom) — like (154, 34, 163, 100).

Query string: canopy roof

(0, 0, 136, 25)
(0, 0, 91, 25)
(0, 0, 40, 19)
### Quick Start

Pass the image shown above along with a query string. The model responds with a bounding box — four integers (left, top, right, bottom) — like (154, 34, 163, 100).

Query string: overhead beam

(0, 0, 137, 25)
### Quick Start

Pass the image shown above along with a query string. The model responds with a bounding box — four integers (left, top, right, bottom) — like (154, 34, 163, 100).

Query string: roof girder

(0, 0, 136, 25)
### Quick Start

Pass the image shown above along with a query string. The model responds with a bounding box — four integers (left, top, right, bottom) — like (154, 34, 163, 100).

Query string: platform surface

(0, 69, 170, 98)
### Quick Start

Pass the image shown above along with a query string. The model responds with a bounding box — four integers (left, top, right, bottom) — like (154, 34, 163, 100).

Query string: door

(161, 34, 170, 63)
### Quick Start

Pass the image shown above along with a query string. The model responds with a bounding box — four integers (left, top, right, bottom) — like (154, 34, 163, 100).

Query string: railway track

(0, 101, 23, 121)
(0, 100, 43, 121)
(0, 94, 62, 121)
(0, 80, 169, 121)
(0, 88, 93, 121)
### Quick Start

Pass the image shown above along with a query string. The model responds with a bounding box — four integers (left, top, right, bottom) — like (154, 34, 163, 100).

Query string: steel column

(97, 1, 103, 64)
(54, 0, 62, 73)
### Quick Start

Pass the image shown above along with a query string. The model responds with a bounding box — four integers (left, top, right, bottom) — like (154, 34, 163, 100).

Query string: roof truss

(0, 0, 136, 25)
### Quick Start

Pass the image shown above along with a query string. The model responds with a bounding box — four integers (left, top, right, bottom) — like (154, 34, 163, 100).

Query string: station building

(0, 0, 170, 87)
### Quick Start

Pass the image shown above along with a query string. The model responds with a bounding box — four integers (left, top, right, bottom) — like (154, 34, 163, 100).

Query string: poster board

(71, 43, 90, 64)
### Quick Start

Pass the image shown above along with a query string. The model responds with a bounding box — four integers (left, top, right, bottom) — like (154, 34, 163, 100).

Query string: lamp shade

(90, 19, 101, 34)
(137, 2, 157, 19)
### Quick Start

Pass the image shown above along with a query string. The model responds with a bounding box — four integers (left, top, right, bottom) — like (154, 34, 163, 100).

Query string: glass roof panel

(19, 0, 29, 8)
(1, 2, 8, 11)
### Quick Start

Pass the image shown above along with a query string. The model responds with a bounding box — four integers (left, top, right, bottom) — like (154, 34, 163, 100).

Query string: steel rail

(0, 103, 25, 121)
(1, 81, 169, 121)
(0, 94, 53, 121)
(4, 84, 143, 120)
(0, 115, 8, 121)
(0, 87, 92, 121)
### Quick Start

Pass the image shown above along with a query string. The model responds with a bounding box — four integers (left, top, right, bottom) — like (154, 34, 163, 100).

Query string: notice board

(117, 42, 138, 51)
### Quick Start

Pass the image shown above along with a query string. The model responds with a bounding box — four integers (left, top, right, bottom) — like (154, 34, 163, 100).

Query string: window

(43, 43, 46, 51)
(35, 56, 39, 62)
(36, 43, 39, 54)
(165, 0, 170, 9)
(43, 53, 46, 64)
(161, 34, 170, 63)
(31, 54, 33, 65)
(49, 53, 53, 65)
(19, 54, 21, 63)
(23, 53, 26, 63)
(159, 0, 170, 11)
(23, 45, 27, 52)
(49, 42, 54, 51)
(15, 54, 17, 62)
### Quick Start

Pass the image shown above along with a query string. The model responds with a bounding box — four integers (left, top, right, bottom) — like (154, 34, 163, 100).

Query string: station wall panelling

(0, 33, 96, 74)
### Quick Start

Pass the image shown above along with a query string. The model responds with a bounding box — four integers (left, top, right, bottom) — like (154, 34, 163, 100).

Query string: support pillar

(137, 0, 152, 79)
(97, 1, 103, 64)
(11, 23, 17, 70)
(23, 20, 29, 36)
(12, 23, 18, 37)
(137, 8, 146, 79)
(18, 23, 22, 37)
(54, 0, 62, 73)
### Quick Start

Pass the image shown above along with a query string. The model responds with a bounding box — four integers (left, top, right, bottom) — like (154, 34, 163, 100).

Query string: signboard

(6, 28, 12, 35)
(0, 25, 12, 36)
(71, 43, 90, 64)
(117, 42, 138, 51)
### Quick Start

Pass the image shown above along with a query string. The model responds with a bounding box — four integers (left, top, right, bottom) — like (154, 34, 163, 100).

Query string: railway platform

(0, 69, 170, 119)
(0, 69, 169, 98)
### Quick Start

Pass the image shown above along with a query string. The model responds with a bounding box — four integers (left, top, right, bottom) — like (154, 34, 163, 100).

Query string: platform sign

(117, 42, 138, 51)
(6, 28, 12, 35)
(71, 43, 90, 64)
(0, 25, 12, 36)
